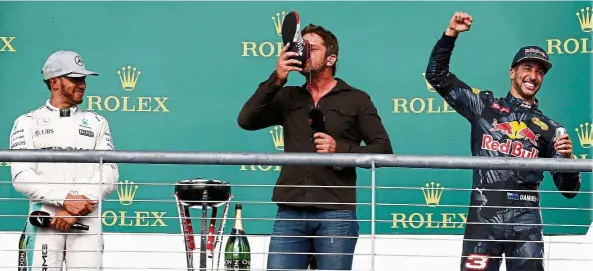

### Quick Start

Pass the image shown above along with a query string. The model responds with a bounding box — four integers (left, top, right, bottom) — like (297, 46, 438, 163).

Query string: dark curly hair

(301, 24, 339, 75)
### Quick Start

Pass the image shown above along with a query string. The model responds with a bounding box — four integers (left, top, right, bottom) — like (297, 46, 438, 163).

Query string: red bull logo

(483, 120, 540, 158)
(489, 120, 540, 146)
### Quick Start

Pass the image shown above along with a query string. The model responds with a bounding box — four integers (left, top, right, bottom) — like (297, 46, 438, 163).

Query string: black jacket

(238, 71, 393, 211)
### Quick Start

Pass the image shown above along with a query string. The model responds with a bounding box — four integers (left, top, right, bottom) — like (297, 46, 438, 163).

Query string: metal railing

(0, 149, 591, 271)
(0, 149, 591, 171)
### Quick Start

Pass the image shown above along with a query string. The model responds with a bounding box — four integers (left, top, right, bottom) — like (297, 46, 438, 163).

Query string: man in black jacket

(238, 23, 392, 270)
(425, 11, 581, 271)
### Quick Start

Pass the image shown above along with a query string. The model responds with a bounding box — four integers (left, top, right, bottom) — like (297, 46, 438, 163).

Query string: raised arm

(238, 43, 303, 130)
(425, 12, 490, 121)
(237, 71, 285, 130)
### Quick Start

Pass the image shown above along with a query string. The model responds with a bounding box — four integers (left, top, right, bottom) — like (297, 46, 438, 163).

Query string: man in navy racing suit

(424, 11, 582, 271)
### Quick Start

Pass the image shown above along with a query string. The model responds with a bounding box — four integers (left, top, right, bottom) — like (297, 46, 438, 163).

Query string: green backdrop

(0, 1, 591, 236)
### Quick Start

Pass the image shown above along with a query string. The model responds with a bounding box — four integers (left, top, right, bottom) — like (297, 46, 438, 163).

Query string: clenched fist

(445, 12, 473, 37)
(554, 133, 574, 158)
(313, 133, 336, 153)
(51, 209, 78, 232)
(64, 194, 96, 217)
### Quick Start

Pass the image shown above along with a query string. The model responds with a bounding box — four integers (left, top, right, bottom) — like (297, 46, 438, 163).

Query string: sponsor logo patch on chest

(481, 135, 539, 158)
(34, 128, 54, 137)
(482, 120, 540, 158)
(78, 129, 94, 138)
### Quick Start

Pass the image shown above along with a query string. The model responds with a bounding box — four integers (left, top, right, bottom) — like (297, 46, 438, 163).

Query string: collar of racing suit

(504, 92, 539, 110)
(44, 99, 78, 117)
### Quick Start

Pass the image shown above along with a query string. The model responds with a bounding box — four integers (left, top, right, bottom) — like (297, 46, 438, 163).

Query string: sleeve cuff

(267, 71, 286, 91)
(335, 141, 351, 153)
(437, 32, 457, 49)
(58, 191, 71, 207)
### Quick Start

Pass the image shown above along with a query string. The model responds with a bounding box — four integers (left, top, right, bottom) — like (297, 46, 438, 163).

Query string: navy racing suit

(424, 33, 582, 271)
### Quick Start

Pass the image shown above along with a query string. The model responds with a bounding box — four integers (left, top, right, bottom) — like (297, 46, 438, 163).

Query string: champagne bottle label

(225, 259, 251, 270)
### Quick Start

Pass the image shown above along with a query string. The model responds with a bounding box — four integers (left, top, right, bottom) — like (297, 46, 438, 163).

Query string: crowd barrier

(0, 150, 591, 271)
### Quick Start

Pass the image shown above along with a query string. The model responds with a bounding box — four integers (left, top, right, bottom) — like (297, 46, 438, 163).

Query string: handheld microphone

(281, 11, 311, 67)
(29, 211, 89, 231)
(309, 108, 325, 133)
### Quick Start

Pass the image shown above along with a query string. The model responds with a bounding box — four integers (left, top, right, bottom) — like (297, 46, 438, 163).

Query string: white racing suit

(10, 100, 119, 270)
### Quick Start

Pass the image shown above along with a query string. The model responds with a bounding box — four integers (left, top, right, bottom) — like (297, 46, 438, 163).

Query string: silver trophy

(173, 178, 233, 271)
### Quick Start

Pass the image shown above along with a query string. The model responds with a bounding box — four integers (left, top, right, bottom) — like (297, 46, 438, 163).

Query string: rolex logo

(270, 125, 284, 151)
(103, 180, 167, 227)
(575, 122, 592, 148)
(392, 73, 456, 114)
(117, 180, 139, 206)
(272, 11, 287, 36)
(546, 6, 593, 55)
(86, 65, 169, 113)
(421, 182, 444, 207)
(241, 11, 287, 57)
(1, 37, 16, 52)
(117, 66, 141, 91)
(577, 6, 592, 32)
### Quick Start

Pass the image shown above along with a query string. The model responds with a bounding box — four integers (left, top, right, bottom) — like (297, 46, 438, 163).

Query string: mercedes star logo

(74, 56, 84, 66)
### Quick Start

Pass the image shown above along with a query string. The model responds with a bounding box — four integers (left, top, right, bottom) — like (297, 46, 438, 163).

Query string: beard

(59, 81, 83, 105)
(300, 59, 325, 76)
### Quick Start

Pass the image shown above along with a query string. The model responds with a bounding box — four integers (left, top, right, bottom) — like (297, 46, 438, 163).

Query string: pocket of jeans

(324, 210, 359, 236)
(272, 208, 306, 237)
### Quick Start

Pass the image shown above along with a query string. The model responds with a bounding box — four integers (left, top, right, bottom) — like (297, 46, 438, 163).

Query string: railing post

(97, 157, 103, 271)
(371, 160, 376, 271)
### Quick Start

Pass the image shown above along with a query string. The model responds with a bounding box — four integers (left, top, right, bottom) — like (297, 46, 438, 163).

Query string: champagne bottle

(224, 204, 251, 271)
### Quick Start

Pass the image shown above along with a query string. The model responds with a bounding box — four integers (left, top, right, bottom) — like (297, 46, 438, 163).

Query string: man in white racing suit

(10, 50, 119, 270)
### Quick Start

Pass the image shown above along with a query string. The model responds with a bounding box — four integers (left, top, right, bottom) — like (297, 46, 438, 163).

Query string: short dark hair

(301, 24, 339, 75)
(44, 79, 51, 91)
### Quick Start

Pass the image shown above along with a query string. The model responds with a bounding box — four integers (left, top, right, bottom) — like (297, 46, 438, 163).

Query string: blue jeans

(266, 206, 359, 271)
